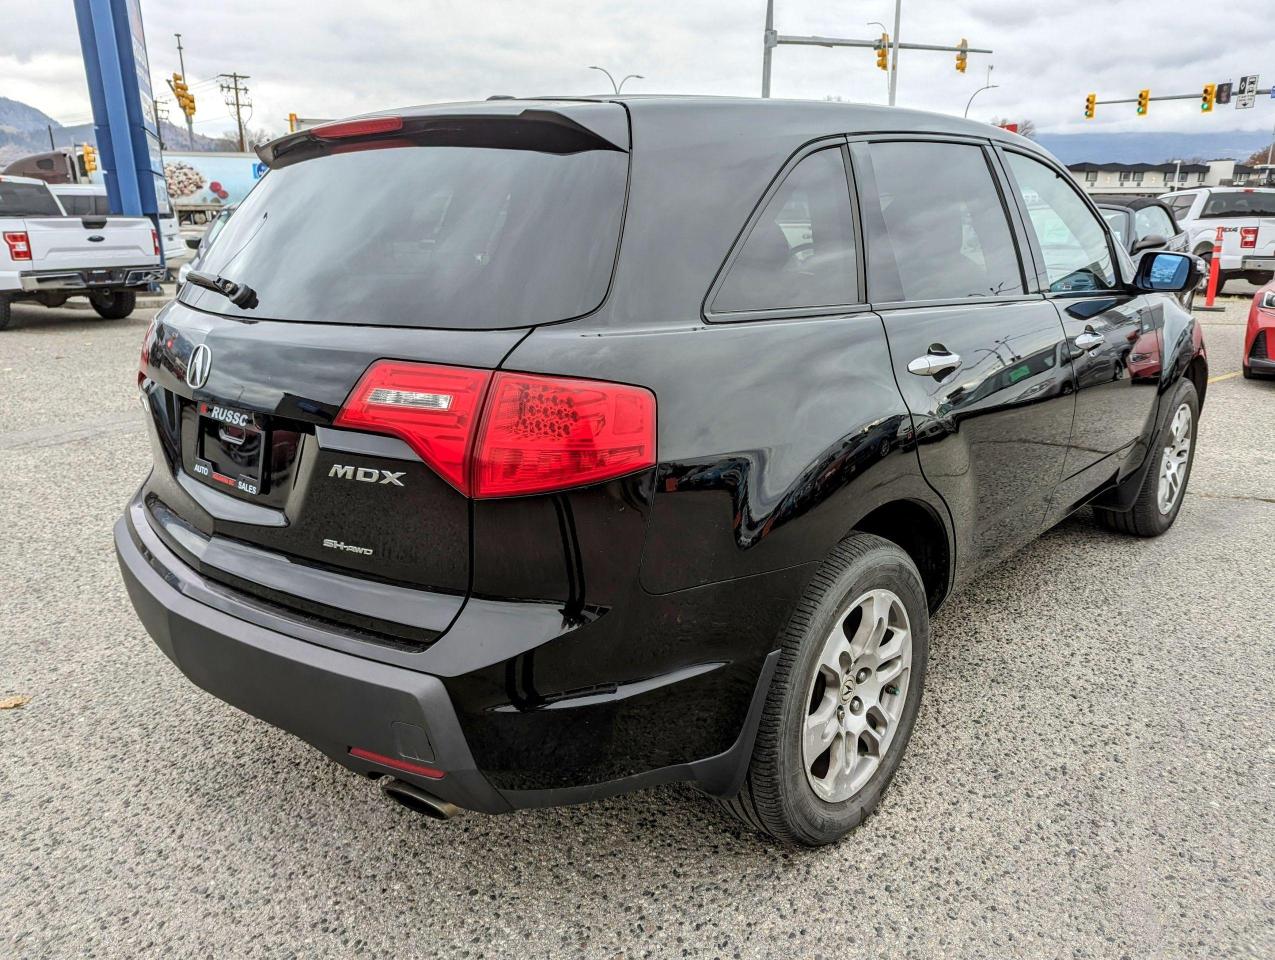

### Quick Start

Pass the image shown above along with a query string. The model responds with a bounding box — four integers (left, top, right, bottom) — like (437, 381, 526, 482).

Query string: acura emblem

(186, 343, 212, 389)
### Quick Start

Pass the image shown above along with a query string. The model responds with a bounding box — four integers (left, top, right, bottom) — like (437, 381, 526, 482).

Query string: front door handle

(1074, 331, 1105, 351)
(907, 351, 961, 377)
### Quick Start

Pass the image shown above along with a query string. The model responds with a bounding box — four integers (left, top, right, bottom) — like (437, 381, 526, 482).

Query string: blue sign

(72, 0, 167, 219)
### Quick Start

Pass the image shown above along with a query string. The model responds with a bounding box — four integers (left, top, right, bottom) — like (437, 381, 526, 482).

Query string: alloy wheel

(802, 589, 913, 803)
(1157, 402, 1193, 515)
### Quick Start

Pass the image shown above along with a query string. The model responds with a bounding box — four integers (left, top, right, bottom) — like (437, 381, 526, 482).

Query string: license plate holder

(193, 402, 265, 497)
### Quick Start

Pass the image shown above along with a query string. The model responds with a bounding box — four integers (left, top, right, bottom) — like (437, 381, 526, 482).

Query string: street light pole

(588, 66, 643, 94)
(887, 0, 902, 106)
(762, 0, 775, 97)
(174, 32, 194, 149)
(963, 64, 997, 118)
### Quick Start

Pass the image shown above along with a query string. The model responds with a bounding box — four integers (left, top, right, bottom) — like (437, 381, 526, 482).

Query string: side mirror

(1133, 251, 1199, 294)
(1131, 233, 1168, 254)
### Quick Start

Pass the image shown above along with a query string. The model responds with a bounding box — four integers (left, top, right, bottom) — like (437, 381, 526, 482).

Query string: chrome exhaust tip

(379, 777, 461, 820)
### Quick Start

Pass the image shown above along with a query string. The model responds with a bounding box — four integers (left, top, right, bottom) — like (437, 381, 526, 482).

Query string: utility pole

(174, 33, 194, 149)
(218, 72, 251, 152)
(47, 124, 56, 150)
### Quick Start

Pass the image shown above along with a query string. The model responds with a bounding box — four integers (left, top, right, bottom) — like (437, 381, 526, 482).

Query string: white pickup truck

(0, 174, 164, 330)
(1161, 187, 1275, 290)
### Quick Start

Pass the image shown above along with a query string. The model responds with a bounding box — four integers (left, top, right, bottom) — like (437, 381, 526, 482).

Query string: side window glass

(1135, 206, 1174, 239)
(712, 147, 857, 314)
(863, 141, 1024, 301)
(1007, 153, 1116, 293)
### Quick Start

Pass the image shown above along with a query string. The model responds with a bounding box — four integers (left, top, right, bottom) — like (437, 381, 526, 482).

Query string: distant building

(1068, 158, 1274, 197)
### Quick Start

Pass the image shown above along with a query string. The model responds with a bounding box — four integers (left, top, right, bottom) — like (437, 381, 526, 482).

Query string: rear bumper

(116, 495, 793, 812)
(1241, 256, 1275, 273)
(19, 264, 165, 292)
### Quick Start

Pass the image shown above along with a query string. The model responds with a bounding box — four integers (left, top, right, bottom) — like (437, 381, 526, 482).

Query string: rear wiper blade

(186, 269, 259, 309)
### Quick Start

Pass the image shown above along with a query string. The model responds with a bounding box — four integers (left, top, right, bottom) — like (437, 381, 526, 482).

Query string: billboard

(164, 152, 268, 209)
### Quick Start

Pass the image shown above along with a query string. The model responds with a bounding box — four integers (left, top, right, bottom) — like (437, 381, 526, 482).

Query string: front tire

(90, 290, 136, 320)
(1095, 379, 1199, 537)
(721, 533, 929, 846)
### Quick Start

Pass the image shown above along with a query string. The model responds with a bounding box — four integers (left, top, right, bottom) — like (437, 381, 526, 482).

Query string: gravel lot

(1, 295, 1272, 959)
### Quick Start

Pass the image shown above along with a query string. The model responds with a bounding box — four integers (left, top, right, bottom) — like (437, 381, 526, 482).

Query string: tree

(988, 117, 1037, 140)
(1244, 143, 1275, 167)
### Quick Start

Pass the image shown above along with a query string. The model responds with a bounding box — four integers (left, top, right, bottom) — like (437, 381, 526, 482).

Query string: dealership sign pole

(71, 0, 170, 227)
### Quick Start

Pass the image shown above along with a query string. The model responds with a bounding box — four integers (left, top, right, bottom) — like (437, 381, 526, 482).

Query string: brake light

(3, 231, 31, 261)
(312, 116, 404, 140)
(335, 361, 657, 498)
(473, 372, 657, 498)
(348, 747, 445, 780)
(1240, 226, 1258, 249)
(151, 228, 160, 256)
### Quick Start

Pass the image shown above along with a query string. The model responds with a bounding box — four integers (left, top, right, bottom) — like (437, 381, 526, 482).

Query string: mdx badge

(328, 464, 405, 486)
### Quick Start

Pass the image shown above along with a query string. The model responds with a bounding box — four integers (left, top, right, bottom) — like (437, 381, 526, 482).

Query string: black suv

(117, 98, 1207, 845)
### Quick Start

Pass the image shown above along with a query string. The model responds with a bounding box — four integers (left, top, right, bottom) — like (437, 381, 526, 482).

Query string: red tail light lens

(151, 228, 160, 256)
(335, 362, 657, 498)
(473, 372, 657, 498)
(335, 361, 492, 494)
(348, 747, 445, 780)
(1240, 226, 1258, 249)
(312, 116, 404, 140)
(3, 231, 31, 261)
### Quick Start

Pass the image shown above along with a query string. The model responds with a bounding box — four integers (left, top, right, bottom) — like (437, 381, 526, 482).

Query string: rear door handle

(1074, 331, 1105, 351)
(907, 351, 961, 377)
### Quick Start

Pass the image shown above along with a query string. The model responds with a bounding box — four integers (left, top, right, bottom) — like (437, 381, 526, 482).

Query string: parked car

(1160, 187, 1275, 290)
(1244, 280, 1275, 379)
(1097, 195, 1194, 308)
(1, 174, 164, 329)
(49, 182, 186, 276)
(176, 204, 235, 291)
(116, 99, 1207, 846)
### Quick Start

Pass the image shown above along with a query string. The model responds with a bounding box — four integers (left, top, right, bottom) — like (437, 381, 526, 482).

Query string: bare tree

(988, 117, 1037, 140)
(1244, 142, 1275, 167)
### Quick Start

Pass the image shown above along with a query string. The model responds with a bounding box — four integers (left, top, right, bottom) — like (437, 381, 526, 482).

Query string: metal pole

(887, 0, 902, 106)
(47, 124, 56, 150)
(588, 66, 619, 94)
(867, 21, 889, 100)
(175, 33, 193, 149)
(762, 0, 774, 98)
(964, 64, 996, 118)
(232, 75, 245, 151)
(616, 74, 644, 93)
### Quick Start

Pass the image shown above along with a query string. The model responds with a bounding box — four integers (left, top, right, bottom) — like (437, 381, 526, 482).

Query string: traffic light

(171, 72, 196, 118)
(876, 34, 889, 71)
(1137, 89, 1150, 116)
(1201, 83, 1216, 113)
(1084, 93, 1096, 119)
(82, 143, 97, 174)
(955, 38, 968, 74)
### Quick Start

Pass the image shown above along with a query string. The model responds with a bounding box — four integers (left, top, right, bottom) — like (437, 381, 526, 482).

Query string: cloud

(5, 0, 1274, 139)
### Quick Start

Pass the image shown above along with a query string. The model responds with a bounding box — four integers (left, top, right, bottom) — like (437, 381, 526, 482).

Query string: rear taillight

(312, 116, 404, 139)
(3, 231, 31, 261)
(348, 747, 445, 780)
(151, 228, 160, 256)
(335, 361, 657, 498)
(1240, 226, 1258, 249)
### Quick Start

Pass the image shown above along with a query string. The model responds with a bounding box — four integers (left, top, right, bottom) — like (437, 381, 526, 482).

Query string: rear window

(0, 180, 62, 217)
(1200, 191, 1275, 219)
(185, 132, 628, 328)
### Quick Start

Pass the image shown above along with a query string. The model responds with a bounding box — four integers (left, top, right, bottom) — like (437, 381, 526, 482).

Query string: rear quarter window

(1200, 191, 1275, 218)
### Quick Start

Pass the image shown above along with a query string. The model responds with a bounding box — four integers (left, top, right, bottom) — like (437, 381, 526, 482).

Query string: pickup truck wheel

(0, 295, 10, 331)
(90, 291, 136, 320)
(1095, 379, 1199, 537)
(720, 533, 929, 846)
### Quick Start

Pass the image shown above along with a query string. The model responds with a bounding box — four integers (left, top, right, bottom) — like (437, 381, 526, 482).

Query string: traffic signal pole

(174, 33, 193, 148)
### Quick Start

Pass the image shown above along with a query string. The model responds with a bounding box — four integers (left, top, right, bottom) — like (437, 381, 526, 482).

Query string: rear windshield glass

(184, 139, 628, 328)
(1200, 191, 1275, 218)
(0, 181, 62, 217)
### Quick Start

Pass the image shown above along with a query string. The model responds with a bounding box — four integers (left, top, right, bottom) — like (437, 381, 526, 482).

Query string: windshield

(184, 140, 628, 328)
(0, 180, 63, 217)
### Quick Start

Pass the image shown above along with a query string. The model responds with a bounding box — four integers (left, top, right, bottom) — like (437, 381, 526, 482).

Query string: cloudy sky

(4, 1, 1274, 138)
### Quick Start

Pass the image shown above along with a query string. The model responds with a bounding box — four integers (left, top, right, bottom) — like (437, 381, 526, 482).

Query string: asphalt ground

(1, 293, 1271, 959)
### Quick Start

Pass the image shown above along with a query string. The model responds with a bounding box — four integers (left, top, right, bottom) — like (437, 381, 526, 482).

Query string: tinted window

(1134, 205, 1175, 240)
(1200, 190, 1275, 218)
(188, 139, 627, 328)
(0, 181, 62, 217)
(57, 194, 90, 216)
(1101, 209, 1128, 248)
(864, 141, 1023, 301)
(713, 148, 857, 313)
(1165, 193, 1196, 220)
(1007, 153, 1116, 293)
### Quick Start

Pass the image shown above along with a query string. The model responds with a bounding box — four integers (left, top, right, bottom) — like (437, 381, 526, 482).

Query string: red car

(1245, 281, 1275, 379)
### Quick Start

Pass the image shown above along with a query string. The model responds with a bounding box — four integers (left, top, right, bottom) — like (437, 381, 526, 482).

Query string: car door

(851, 138, 1075, 578)
(999, 149, 1161, 521)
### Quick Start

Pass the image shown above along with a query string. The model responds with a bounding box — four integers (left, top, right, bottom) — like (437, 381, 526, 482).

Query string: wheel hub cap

(802, 588, 913, 804)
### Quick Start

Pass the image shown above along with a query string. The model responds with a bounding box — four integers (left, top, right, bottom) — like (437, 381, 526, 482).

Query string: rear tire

(1094, 379, 1199, 537)
(720, 533, 929, 846)
(90, 290, 136, 320)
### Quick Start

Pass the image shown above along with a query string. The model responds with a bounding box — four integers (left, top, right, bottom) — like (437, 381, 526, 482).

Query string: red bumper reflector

(349, 747, 445, 780)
